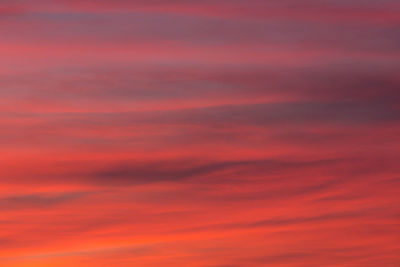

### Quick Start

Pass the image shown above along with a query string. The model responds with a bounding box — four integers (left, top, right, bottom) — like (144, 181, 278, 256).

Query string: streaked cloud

(0, 0, 399, 266)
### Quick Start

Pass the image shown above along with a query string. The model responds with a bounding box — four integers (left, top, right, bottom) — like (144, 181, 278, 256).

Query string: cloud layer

(0, 0, 399, 266)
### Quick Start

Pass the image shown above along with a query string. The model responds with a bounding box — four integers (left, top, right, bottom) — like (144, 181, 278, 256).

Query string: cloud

(84, 158, 348, 185)
(0, 192, 86, 210)
(1, 1, 399, 266)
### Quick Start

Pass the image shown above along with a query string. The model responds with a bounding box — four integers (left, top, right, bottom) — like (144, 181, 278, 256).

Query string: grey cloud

(0, 192, 86, 210)
(83, 158, 347, 185)
(31, 101, 398, 128)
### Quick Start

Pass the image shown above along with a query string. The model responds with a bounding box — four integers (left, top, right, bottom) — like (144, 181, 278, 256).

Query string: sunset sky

(1, 0, 399, 266)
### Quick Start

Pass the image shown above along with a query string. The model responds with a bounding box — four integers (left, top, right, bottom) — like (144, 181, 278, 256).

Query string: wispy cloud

(0, 0, 399, 266)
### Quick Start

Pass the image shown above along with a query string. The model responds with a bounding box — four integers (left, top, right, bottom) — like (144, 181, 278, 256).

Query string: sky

(0, 0, 399, 266)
